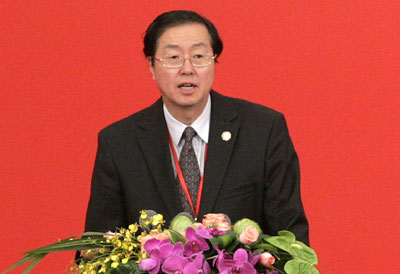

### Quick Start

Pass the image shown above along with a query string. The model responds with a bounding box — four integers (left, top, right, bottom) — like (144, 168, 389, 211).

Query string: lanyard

(168, 133, 208, 219)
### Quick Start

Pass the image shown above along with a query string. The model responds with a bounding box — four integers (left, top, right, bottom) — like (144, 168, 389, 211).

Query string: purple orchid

(183, 227, 210, 256)
(145, 238, 184, 258)
(161, 255, 189, 274)
(213, 244, 232, 270)
(138, 254, 160, 274)
(247, 250, 261, 266)
(162, 253, 211, 274)
(191, 253, 211, 274)
(207, 227, 227, 236)
(217, 248, 260, 274)
(196, 226, 214, 239)
(139, 238, 184, 274)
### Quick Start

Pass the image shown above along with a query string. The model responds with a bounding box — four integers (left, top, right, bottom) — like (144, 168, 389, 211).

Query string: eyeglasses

(153, 53, 216, 68)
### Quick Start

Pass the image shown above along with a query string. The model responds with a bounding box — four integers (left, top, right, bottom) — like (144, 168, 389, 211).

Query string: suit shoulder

(98, 99, 162, 137)
(214, 92, 284, 120)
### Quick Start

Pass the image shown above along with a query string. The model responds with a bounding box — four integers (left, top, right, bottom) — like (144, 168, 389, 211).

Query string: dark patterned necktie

(178, 127, 201, 212)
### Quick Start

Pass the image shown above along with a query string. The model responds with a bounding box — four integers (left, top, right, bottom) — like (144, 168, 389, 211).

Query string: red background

(1, 1, 399, 273)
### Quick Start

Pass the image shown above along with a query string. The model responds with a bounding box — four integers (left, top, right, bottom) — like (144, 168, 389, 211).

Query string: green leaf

(284, 259, 320, 274)
(225, 238, 240, 253)
(288, 241, 318, 265)
(78, 232, 108, 237)
(1, 253, 47, 274)
(265, 235, 292, 253)
(1, 255, 36, 274)
(233, 218, 263, 234)
(22, 254, 47, 274)
(207, 237, 218, 249)
(21, 232, 106, 253)
(168, 229, 186, 244)
(25, 243, 106, 254)
(1, 236, 115, 274)
(24, 238, 109, 254)
(169, 215, 194, 233)
(265, 230, 318, 265)
(277, 230, 296, 242)
(215, 231, 237, 249)
(252, 242, 278, 253)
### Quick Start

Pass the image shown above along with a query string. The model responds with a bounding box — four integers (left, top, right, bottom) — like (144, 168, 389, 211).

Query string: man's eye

(192, 54, 205, 59)
(166, 55, 180, 60)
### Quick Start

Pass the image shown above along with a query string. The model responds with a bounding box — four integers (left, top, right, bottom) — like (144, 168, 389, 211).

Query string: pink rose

(202, 213, 225, 226)
(139, 230, 170, 254)
(139, 231, 169, 245)
(139, 235, 151, 244)
(193, 222, 205, 229)
(239, 226, 259, 245)
(215, 221, 231, 231)
(259, 252, 276, 267)
(202, 213, 231, 230)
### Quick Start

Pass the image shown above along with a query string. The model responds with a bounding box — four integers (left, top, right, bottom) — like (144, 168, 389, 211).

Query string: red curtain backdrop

(1, 1, 399, 273)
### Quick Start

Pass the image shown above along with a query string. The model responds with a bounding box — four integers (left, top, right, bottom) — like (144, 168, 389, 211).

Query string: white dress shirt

(163, 95, 211, 177)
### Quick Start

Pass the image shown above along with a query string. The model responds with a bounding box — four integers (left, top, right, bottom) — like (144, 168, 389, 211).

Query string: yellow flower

(122, 242, 130, 250)
(140, 210, 148, 219)
(122, 258, 129, 264)
(99, 248, 107, 254)
(129, 224, 138, 233)
(115, 240, 122, 247)
(111, 262, 119, 268)
(110, 254, 119, 261)
(151, 214, 164, 225)
(140, 252, 148, 260)
(143, 220, 151, 227)
(125, 230, 132, 240)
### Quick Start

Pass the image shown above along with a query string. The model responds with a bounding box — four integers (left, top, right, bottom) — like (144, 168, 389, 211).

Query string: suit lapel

(199, 91, 240, 218)
(136, 99, 182, 218)
(136, 92, 240, 220)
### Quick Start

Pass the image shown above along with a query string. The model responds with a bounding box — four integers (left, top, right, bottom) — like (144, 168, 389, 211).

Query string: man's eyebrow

(162, 42, 208, 50)
(191, 42, 207, 48)
(163, 44, 180, 49)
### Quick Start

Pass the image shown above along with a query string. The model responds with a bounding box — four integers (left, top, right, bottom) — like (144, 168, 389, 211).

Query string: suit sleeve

(264, 113, 309, 245)
(84, 131, 128, 232)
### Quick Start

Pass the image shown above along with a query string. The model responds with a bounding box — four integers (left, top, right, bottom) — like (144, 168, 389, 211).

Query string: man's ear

(147, 57, 156, 80)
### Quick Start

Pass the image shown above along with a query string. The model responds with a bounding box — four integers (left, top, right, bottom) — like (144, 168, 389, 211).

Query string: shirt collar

(163, 95, 211, 147)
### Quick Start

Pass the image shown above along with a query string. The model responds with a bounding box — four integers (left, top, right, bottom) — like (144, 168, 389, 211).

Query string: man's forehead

(162, 42, 208, 51)
(156, 24, 212, 50)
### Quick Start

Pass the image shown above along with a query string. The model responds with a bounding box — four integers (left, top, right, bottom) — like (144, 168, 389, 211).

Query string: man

(84, 10, 309, 245)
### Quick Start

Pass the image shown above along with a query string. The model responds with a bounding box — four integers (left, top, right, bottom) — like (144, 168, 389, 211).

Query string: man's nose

(180, 58, 194, 74)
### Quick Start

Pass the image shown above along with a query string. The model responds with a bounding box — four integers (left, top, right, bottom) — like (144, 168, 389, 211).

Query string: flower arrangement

(2, 210, 319, 274)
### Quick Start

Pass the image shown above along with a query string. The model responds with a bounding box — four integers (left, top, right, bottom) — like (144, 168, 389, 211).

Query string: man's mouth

(178, 83, 197, 90)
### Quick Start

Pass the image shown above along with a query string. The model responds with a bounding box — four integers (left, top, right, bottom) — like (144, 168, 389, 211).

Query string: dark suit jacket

(84, 91, 309, 244)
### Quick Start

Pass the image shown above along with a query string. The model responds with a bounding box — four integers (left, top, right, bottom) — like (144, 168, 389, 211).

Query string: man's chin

(162, 92, 209, 114)
(177, 86, 198, 95)
(170, 95, 202, 109)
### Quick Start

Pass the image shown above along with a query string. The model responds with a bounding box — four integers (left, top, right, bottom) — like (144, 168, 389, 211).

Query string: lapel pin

(221, 131, 231, 141)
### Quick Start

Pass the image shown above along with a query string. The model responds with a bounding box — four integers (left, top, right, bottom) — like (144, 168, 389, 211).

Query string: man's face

(149, 23, 215, 119)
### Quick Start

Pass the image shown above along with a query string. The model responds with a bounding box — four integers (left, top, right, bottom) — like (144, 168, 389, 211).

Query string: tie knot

(182, 127, 196, 142)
